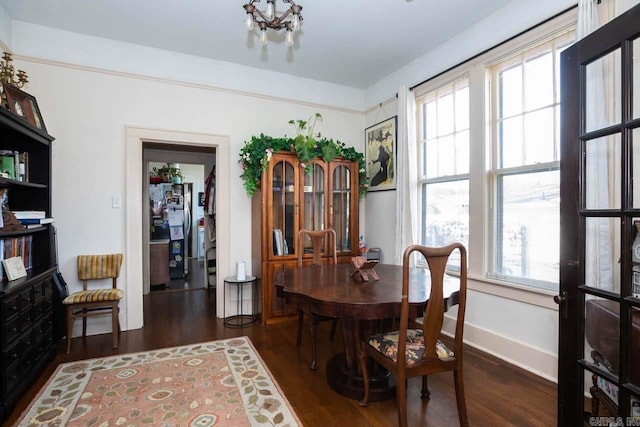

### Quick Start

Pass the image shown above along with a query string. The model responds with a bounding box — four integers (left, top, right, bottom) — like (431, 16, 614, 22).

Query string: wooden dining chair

(357, 243, 468, 427)
(63, 253, 124, 353)
(296, 228, 338, 370)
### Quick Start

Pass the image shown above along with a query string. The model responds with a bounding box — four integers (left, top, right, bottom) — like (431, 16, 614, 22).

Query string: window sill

(467, 274, 559, 310)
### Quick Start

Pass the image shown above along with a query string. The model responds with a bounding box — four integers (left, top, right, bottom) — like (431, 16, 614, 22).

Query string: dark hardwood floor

(150, 258, 209, 292)
(4, 289, 557, 426)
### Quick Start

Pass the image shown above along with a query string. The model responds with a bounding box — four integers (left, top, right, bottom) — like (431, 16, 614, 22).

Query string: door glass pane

(332, 166, 351, 252)
(631, 396, 640, 419)
(634, 129, 640, 208)
(585, 217, 620, 293)
(585, 134, 621, 210)
(303, 163, 324, 232)
(585, 297, 620, 381)
(271, 160, 295, 255)
(586, 48, 621, 132)
(634, 38, 639, 120)
(632, 307, 639, 387)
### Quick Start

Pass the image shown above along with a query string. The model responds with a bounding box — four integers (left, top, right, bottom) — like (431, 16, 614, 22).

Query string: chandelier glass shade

(243, 0, 303, 46)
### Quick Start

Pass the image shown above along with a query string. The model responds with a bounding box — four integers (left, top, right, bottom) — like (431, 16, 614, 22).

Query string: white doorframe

(125, 126, 230, 330)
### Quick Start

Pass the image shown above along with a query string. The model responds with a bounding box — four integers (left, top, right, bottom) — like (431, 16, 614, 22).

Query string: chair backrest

(399, 244, 467, 366)
(297, 228, 337, 268)
(77, 253, 124, 290)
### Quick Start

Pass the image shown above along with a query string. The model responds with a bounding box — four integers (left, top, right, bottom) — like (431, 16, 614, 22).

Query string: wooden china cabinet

(251, 151, 360, 324)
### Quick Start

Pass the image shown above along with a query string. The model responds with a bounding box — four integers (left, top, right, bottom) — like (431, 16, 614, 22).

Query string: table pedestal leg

(326, 317, 396, 401)
(326, 354, 396, 401)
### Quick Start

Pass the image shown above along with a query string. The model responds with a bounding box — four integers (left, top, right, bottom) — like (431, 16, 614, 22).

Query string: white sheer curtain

(394, 86, 419, 264)
(579, 0, 617, 291)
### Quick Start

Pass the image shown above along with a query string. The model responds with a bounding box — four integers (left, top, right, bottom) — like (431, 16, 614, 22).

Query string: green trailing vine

(239, 114, 368, 198)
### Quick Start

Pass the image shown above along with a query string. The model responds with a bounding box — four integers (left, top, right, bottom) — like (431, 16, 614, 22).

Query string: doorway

(124, 127, 230, 332)
(145, 153, 213, 293)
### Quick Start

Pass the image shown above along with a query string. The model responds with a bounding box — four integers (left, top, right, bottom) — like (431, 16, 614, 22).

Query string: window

(488, 32, 574, 289)
(417, 77, 470, 265)
(411, 10, 575, 296)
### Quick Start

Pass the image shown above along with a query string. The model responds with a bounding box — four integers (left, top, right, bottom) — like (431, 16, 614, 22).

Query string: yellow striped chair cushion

(63, 288, 124, 304)
(77, 253, 123, 280)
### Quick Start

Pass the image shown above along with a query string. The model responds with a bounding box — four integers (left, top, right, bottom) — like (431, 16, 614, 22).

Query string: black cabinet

(0, 107, 56, 422)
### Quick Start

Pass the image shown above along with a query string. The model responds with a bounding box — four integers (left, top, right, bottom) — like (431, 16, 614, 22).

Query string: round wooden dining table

(282, 263, 460, 401)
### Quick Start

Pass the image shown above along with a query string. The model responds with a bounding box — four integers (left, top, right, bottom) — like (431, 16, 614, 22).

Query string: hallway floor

(150, 258, 211, 292)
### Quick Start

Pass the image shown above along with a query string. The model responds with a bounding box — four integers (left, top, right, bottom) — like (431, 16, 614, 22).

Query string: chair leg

(296, 309, 304, 347)
(396, 374, 408, 427)
(454, 367, 469, 427)
(358, 343, 370, 407)
(309, 315, 319, 370)
(329, 319, 337, 342)
(421, 375, 431, 398)
(112, 303, 119, 349)
(65, 306, 73, 354)
(82, 309, 87, 338)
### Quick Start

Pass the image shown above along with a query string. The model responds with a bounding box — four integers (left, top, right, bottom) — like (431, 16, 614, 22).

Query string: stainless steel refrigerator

(150, 183, 191, 279)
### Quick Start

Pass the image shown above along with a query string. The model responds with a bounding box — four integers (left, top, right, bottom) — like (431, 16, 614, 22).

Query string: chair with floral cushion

(357, 243, 468, 427)
(296, 228, 338, 370)
(63, 253, 124, 353)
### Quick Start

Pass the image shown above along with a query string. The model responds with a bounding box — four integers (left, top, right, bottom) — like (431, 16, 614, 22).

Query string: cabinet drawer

(19, 288, 33, 310)
(1, 293, 20, 319)
(19, 308, 34, 332)
(2, 315, 20, 346)
(33, 281, 46, 301)
(4, 361, 21, 396)
(2, 337, 23, 368)
(33, 298, 52, 320)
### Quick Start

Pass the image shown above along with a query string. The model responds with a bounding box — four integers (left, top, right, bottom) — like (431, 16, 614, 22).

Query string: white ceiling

(0, 0, 515, 89)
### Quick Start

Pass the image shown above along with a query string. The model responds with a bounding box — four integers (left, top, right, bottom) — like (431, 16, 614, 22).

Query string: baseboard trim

(443, 317, 558, 383)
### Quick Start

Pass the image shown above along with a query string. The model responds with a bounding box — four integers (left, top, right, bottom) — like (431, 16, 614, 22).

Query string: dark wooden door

(558, 4, 640, 425)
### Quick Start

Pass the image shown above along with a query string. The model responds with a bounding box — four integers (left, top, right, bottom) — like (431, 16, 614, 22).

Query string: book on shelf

(273, 228, 284, 256)
(0, 150, 28, 182)
(18, 217, 54, 225)
(2, 256, 27, 281)
(12, 210, 46, 219)
(0, 154, 14, 180)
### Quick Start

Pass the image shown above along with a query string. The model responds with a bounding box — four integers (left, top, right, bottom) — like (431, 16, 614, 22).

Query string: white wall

(9, 21, 365, 112)
(365, 0, 576, 107)
(0, 6, 10, 49)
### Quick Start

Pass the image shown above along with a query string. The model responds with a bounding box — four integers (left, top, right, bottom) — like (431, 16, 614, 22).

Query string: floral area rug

(14, 337, 300, 426)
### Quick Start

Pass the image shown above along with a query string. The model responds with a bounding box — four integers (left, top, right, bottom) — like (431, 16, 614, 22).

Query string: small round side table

(223, 275, 258, 328)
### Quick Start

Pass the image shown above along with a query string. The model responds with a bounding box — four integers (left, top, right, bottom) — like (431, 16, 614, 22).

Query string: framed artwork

(365, 116, 397, 192)
(3, 84, 47, 131)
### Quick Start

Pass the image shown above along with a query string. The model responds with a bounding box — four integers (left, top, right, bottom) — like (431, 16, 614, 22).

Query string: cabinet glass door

(270, 158, 297, 257)
(301, 162, 326, 253)
(331, 163, 352, 253)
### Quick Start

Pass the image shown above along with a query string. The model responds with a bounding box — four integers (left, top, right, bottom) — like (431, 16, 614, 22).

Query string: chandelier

(0, 52, 29, 88)
(243, 0, 303, 46)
